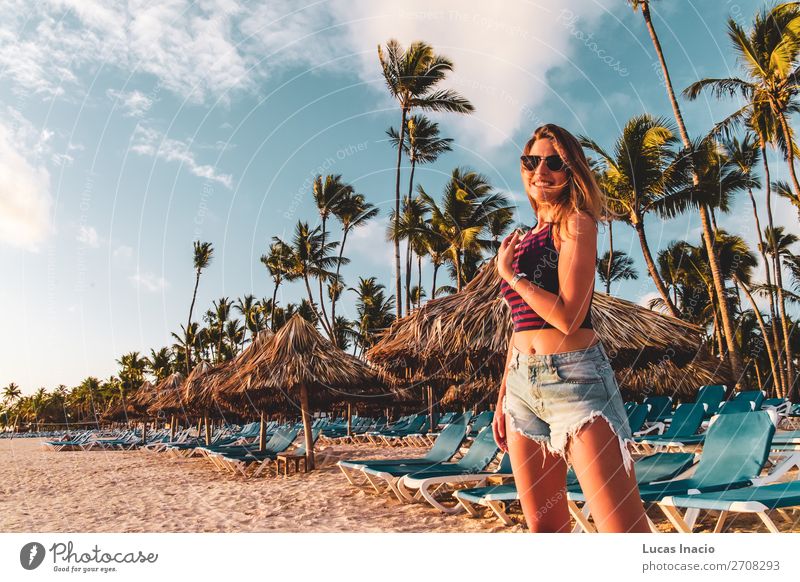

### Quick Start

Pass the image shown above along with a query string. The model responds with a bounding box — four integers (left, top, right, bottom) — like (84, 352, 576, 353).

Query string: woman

(493, 124, 650, 533)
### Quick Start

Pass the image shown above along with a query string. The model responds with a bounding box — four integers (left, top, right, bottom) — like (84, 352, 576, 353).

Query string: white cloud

(0, 120, 52, 250)
(322, 1, 616, 150)
(0, 0, 252, 103)
(113, 244, 133, 259)
(107, 88, 156, 117)
(129, 270, 168, 292)
(131, 124, 233, 188)
(76, 224, 100, 247)
(636, 291, 662, 311)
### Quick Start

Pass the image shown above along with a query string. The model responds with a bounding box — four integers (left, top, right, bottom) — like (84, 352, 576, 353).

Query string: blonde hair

(522, 124, 606, 243)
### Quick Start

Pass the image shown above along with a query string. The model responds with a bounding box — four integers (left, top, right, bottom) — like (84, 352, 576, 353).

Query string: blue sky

(2, 0, 797, 394)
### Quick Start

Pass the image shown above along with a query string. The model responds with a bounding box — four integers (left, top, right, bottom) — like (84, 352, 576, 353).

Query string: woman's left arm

(497, 213, 596, 335)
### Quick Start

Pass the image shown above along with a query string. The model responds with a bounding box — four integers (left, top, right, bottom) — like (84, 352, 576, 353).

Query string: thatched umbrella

(369, 259, 728, 400)
(101, 380, 155, 424)
(205, 330, 277, 450)
(147, 371, 186, 440)
(219, 313, 392, 469)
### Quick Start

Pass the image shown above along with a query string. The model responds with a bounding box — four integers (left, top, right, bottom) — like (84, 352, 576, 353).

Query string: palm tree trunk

(270, 279, 280, 332)
(303, 274, 331, 337)
(186, 271, 201, 373)
(393, 108, 408, 319)
(736, 276, 782, 399)
(431, 262, 440, 300)
(754, 360, 763, 392)
(699, 204, 745, 386)
(317, 216, 335, 343)
(757, 146, 786, 393)
(455, 249, 464, 292)
(405, 239, 412, 313)
(640, 3, 691, 147)
(331, 227, 350, 328)
(606, 222, 614, 294)
(773, 257, 795, 398)
(417, 254, 423, 308)
(299, 383, 315, 470)
(633, 220, 681, 318)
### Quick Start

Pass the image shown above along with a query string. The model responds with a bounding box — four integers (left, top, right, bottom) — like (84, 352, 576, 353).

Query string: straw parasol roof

(219, 314, 394, 468)
(202, 330, 275, 415)
(368, 259, 730, 397)
(223, 314, 393, 409)
(101, 380, 156, 422)
(146, 371, 186, 416)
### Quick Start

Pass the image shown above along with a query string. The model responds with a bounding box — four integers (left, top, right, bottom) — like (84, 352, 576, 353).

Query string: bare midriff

(512, 327, 599, 356)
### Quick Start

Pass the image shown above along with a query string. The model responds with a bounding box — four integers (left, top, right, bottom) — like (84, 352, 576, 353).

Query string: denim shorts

(503, 340, 634, 473)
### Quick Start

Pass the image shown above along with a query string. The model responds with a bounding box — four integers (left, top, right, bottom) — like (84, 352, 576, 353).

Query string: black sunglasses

(520, 154, 566, 172)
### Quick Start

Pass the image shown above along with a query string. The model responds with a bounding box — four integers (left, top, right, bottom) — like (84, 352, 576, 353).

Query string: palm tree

(628, 1, 692, 145)
(116, 351, 148, 405)
(670, 137, 760, 379)
(388, 194, 429, 312)
(312, 174, 354, 334)
(597, 251, 639, 293)
(387, 113, 453, 205)
(723, 135, 786, 387)
(330, 192, 378, 325)
(186, 241, 213, 373)
(211, 297, 232, 363)
(580, 115, 682, 317)
(148, 348, 173, 382)
(378, 39, 474, 318)
(2, 382, 21, 405)
(419, 167, 510, 291)
(235, 294, 259, 349)
(631, 0, 751, 385)
(764, 225, 798, 395)
(419, 221, 450, 300)
(350, 277, 396, 356)
(261, 239, 295, 332)
(280, 222, 340, 339)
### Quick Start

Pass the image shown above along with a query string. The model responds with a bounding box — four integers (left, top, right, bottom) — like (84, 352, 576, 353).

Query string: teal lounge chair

(454, 452, 696, 527)
(467, 411, 494, 438)
(732, 389, 766, 411)
(627, 403, 652, 435)
(635, 403, 707, 452)
(643, 396, 673, 423)
(696, 384, 727, 418)
(359, 427, 499, 503)
(338, 420, 469, 488)
(569, 411, 776, 532)
(662, 480, 800, 532)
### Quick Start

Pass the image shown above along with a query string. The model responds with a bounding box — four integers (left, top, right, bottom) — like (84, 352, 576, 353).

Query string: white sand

(1, 438, 796, 533)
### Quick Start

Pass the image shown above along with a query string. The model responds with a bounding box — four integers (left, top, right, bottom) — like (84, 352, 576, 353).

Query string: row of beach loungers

(335, 386, 800, 533)
(26, 383, 800, 532)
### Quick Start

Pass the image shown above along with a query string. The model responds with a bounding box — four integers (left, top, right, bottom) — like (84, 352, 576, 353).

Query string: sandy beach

(0, 438, 797, 533)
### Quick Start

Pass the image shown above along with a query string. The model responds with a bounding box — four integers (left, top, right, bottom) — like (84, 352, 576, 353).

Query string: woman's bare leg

(568, 417, 650, 533)
(507, 428, 570, 532)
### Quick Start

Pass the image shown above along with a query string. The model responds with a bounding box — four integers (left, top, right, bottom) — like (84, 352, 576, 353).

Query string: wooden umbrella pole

(259, 410, 266, 452)
(169, 414, 176, 442)
(427, 385, 435, 432)
(347, 403, 352, 438)
(299, 383, 315, 470)
(196, 418, 202, 439)
(203, 414, 211, 446)
(142, 421, 147, 445)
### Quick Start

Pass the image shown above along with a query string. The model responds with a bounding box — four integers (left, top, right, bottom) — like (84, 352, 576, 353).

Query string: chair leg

(568, 500, 596, 533)
(658, 503, 693, 533)
(486, 500, 514, 526)
(757, 511, 781, 533)
(712, 511, 728, 533)
(458, 498, 480, 518)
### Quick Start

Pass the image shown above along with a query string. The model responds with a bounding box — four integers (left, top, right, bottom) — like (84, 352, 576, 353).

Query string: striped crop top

(499, 222, 594, 332)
